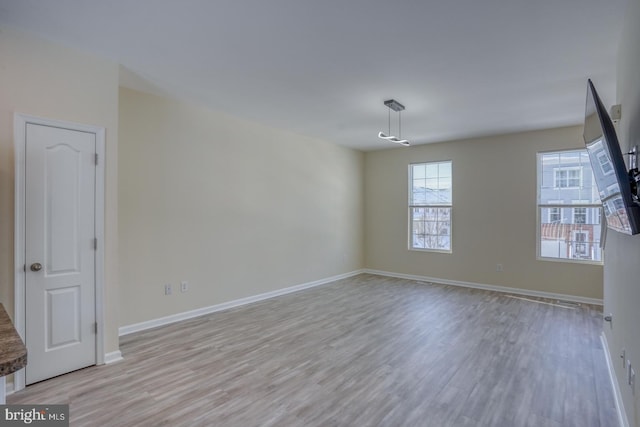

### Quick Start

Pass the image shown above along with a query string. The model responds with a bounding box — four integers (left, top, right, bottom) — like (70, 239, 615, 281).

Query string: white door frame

(13, 113, 106, 392)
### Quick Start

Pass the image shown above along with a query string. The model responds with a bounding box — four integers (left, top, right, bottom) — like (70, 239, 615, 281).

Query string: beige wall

(364, 126, 603, 300)
(0, 28, 120, 353)
(3, 18, 628, 410)
(605, 0, 640, 424)
(118, 88, 364, 326)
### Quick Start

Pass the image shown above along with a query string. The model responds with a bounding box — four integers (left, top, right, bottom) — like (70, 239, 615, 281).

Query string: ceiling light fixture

(378, 99, 410, 146)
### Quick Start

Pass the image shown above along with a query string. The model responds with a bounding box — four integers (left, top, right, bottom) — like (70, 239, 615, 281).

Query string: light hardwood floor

(9, 274, 617, 426)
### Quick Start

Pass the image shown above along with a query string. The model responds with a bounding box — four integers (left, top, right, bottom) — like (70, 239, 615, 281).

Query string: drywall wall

(604, 0, 640, 424)
(365, 126, 603, 300)
(118, 88, 364, 326)
(0, 28, 120, 354)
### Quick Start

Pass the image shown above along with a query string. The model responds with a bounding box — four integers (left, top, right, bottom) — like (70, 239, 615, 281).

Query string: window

(409, 161, 452, 252)
(554, 167, 582, 188)
(547, 200, 563, 222)
(538, 150, 602, 263)
(597, 151, 614, 175)
(572, 231, 588, 258)
(573, 207, 587, 224)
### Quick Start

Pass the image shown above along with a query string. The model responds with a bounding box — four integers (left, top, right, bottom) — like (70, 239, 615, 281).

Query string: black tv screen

(583, 79, 640, 235)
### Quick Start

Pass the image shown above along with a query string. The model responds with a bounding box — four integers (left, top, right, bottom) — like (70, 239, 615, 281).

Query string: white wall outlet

(496, 264, 503, 272)
(164, 284, 172, 295)
(180, 281, 189, 293)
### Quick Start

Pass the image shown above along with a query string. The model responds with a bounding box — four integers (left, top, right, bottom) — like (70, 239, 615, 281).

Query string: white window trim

(408, 161, 452, 253)
(536, 150, 603, 265)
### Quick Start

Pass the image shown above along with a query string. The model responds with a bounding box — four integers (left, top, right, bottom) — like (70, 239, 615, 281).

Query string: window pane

(412, 187, 426, 205)
(539, 152, 600, 205)
(424, 190, 438, 205)
(410, 206, 451, 251)
(411, 162, 452, 205)
(539, 207, 602, 261)
(413, 178, 426, 190)
(438, 162, 451, 178)
(425, 163, 438, 178)
(438, 236, 450, 250)
(439, 188, 452, 204)
(412, 164, 426, 179)
(568, 170, 581, 187)
(425, 177, 438, 190)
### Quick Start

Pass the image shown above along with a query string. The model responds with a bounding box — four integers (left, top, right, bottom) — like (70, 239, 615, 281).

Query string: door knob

(30, 263, 43, 272)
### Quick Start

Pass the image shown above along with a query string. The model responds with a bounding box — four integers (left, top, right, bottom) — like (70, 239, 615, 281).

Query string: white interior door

(24, 123, 97, 385)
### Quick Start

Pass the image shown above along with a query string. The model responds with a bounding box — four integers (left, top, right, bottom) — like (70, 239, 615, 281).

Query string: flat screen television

(583, 79, 640, 235)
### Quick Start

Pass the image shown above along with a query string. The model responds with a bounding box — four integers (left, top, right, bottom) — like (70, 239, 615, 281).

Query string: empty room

(0, 0, 639, 426)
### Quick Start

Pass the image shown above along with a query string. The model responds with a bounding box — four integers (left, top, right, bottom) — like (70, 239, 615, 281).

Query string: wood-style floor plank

(8, 274, 617, 426)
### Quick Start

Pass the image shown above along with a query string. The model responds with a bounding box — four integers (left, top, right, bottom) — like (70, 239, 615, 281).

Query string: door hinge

(95, 153, 99, 165)
(93, 322, 98, 334)
(94, 238, 98, 250)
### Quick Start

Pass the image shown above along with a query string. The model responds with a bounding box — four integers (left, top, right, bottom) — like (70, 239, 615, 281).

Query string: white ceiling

(0, 0, 628, 151)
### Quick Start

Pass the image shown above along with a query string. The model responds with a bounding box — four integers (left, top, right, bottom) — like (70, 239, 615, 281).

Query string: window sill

(536, 256, 603, 266)
(409, 247, 453, 254)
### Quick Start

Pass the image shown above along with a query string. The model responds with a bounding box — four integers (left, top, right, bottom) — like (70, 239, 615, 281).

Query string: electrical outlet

(164, 284, 172, 295)
(496, 264, 503, 272)
(180, 281, 189, 293)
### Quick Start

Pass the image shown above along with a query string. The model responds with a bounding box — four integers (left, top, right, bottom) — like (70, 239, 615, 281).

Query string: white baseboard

(104, 350, 123, 364)
(363, 269, 603, 306)
(119, 270, 364, 336)
(5, 380, 14, 396)
(5, 354, 123, 397)
(601, 333, 629, 427)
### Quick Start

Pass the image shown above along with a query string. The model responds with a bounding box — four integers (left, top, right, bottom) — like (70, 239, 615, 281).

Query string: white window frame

(537, 150, 603, 265)
(409, 161, 452, 253)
